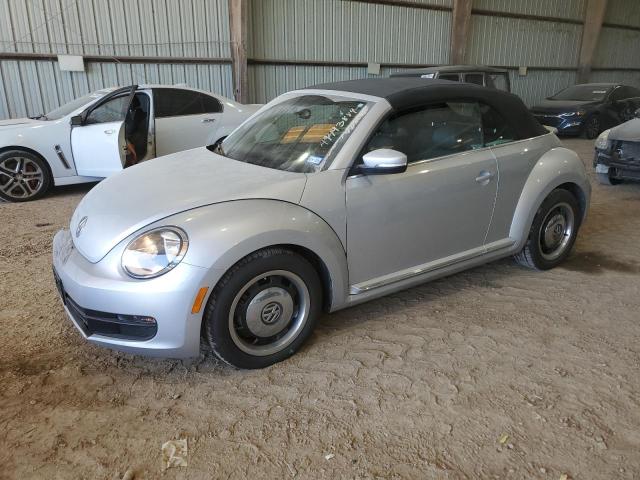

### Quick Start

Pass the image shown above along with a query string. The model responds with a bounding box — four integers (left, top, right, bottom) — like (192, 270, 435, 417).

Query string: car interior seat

(124, 94, 150, 168)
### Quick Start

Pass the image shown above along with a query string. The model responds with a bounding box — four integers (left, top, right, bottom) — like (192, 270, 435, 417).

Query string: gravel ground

(1, 138, 639, 479)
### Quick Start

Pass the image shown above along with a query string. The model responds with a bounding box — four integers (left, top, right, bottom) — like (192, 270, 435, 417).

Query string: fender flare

(509, 147, 591, 251)
(165, 199, 350, 311)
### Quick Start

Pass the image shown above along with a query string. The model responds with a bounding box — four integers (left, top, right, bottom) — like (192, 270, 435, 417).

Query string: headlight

(560, 110, 586, 117)
(595, 129, 611, 150)
(122, 227, 188, 279)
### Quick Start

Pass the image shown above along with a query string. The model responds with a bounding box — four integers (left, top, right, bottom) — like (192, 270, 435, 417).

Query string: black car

(530, 83, 640, 139)
(593, 110, 640, 185)
(390, 65, 510, 92)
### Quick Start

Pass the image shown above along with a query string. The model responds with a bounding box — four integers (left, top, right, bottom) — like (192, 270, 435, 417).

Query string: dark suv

(390, 65, 510, 92)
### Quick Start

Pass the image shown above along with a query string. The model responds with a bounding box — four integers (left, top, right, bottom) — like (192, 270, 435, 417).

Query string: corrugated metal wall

(246, 0, 639, 106)
(248, 0, 450, 64)
(0, 0, 233, 119)
(1, 0, 640, 118)
(473, 0, 585, 21)
(0, 0, 231, 58)
(0, 60, 232, 118)
(247, 0, 451, 102)
(593, 0, 640, 87)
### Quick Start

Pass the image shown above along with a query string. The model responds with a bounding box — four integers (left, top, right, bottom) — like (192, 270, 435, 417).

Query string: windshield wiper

(29, 113, 47, 120)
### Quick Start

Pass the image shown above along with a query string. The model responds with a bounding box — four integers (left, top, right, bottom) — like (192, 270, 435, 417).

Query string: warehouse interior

(2, 0, 640, 479)
(1, 0, 639, 117)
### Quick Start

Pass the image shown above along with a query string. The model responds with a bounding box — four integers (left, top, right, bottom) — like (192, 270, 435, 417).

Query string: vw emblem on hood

(76, 216, 88, 238)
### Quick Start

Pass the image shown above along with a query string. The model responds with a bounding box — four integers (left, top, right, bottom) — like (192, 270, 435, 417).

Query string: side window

(627, 86, 640, 98)
(480, 103, 516, 146)
(439, 73, 461, 82)
(464, 73, 485, 86)
(201, 94, 223, 113)
(363, 101, 483, 163)
(487, 73, 509, 92)
(85, 95, 129, 124)
(153, 88, 210, 118)
(610, 87, 630, 102)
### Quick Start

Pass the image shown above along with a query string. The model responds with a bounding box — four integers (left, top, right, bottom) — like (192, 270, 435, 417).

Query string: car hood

(609, 118, 640, 141)
(530, 99, 598, 114)
(0, 117, 42, 128)
(70, 147, 308, 263)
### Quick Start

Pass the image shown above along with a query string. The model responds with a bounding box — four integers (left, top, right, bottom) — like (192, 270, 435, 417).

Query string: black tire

(595, 170, 621, 186)
(514, 189, 581, 270)
(584, 115, 600, 139)
(203, 248, 322, 369)
(0, 149, 52, 202)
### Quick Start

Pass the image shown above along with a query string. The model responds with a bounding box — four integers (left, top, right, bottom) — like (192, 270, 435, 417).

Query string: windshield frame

(45, 89, 114, 120)
(218, 91, 378, 173)
(550, 85, 613, 102)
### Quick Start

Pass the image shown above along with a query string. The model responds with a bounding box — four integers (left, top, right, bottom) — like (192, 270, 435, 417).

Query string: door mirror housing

(359, 149, 408, 175)
(70, 114, 83, 126)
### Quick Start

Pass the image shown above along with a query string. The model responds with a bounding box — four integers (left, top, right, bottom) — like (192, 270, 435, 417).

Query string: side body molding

(164, 199, 350, 311)
(509, 146, 591, 251)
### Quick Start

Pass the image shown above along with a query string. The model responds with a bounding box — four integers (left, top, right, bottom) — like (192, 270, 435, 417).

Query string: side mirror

(70, 114, 83, 126)
(635, 107, 640, 118)
(359, 149, 408, 175)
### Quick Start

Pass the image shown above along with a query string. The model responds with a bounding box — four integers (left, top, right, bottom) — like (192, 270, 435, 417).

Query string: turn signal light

(191, 287, 209, 314)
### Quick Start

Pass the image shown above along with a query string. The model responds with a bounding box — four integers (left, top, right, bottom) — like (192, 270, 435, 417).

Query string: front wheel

(0, 150, 52, 202)
(203, 248, 322, 369)
(514, 189, 581, 270)
(584, 115, 600, 139)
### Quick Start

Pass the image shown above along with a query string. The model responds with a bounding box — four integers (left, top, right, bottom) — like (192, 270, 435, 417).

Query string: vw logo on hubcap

(261, 302, 282, 325)
(76, 216, 88, 238)
(553, 223, 564, 235)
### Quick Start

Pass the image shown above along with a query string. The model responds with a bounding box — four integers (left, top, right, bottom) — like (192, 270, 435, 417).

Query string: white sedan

(0, 84, 259, 202)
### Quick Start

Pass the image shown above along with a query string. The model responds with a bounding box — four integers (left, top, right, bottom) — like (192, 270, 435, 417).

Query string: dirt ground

(1, 138, 639, 479)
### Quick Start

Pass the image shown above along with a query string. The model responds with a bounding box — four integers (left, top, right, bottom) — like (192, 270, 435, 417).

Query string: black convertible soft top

(306, 78, 547, 140)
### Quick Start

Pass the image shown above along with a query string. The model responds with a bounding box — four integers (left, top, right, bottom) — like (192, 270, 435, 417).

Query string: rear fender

(509, 147, 591, 251)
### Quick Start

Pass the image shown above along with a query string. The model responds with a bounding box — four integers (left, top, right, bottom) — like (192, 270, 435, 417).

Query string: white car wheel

(0, 150, 51, 202)
(203, 248, 322, 369)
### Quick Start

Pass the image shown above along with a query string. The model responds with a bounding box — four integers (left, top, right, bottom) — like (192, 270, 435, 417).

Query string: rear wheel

(584, 115, 600, 139)
(203, 248, 322, 369)
(0, 150, 52, 202)
(515, 189, 580, 270)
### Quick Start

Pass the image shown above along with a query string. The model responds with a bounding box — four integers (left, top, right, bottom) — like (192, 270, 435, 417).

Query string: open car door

(71, 85, 137, 178)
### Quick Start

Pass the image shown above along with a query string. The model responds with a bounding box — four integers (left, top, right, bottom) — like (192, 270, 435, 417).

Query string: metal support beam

(577, 0, 608, 83)
(450, 0, 473, 64)
(229, 0, 248, 103)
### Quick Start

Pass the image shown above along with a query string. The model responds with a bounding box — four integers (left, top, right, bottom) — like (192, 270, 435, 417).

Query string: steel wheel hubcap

(0, 156, 44, 199)
(539, 202, 575, 261)
(228, 270, 310, 356)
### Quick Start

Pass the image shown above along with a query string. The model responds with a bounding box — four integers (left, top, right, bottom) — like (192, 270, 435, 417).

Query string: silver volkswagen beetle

(53, 78, 590, 369)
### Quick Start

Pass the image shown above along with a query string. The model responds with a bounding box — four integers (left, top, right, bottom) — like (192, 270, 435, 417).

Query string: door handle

(475, 171, 494, 184)
(201, 118, 216, 123)
(104, 129, 115, 135)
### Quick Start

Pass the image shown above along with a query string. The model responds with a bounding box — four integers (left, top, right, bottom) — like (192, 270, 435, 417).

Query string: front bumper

(532, 114, 585, 136)
(52, 229, 210, 358)
(594, 143, 640, 180)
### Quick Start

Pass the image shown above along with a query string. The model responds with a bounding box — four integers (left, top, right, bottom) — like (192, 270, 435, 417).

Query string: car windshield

(218, 94, 371, 173)
(45, 89, 111, 120)
(551, 85, 612, 101)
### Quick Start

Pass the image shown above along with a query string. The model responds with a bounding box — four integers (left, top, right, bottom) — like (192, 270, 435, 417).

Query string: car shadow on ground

(47, 182, 98, 199)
